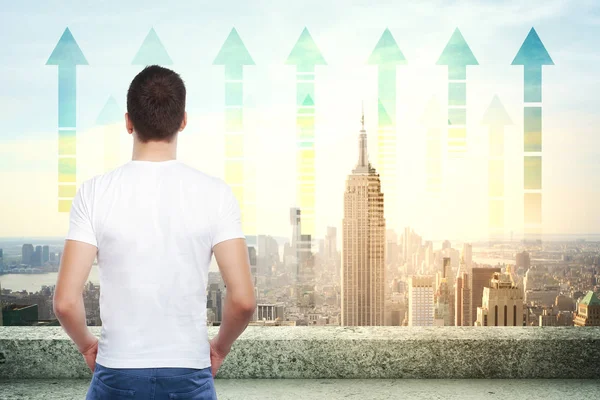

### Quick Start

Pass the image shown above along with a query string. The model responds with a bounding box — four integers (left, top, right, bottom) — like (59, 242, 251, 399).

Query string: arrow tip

(436, 27, 478, 66)
(96, 96, 123, 126)
(132, 27, 173, 66)
(46, 27, 88, 66)
(511, 27, 554, 66)
(213, 27, 255, 66)
(482, 95, 512, 126)
(367, 28, 407, 65)
(285, 27, 327, 66)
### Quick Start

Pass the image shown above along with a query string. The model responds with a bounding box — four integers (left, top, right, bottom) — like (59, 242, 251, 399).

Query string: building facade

(341, 112, 386, 326)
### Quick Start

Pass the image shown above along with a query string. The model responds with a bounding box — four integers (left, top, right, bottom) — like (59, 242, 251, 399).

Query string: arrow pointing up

(436, 28, 478, 79)
(286, 27, 326, 72)
(96, 96, 122, 126)
(213, 28, 255, 80)
(367, 28, 406, 66)
(132, 28, 172, 65)
(46, 27, 88, 212)
(482, 95, 512, 126)
(512, 27, 554, 102)
(46, 28, 88, 66)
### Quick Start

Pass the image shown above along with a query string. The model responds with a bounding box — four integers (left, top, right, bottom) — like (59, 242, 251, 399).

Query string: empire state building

(341, 111, 386, 326)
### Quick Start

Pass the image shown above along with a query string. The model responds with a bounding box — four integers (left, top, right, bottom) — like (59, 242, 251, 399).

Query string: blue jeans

(86, 361, 217, 399)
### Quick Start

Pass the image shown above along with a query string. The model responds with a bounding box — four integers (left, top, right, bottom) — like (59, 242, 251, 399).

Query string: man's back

(67, 159, 244, 369)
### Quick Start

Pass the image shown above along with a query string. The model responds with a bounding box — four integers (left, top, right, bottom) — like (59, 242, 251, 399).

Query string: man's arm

(211, 238, 256, 354)
(53, 239, 99, 353)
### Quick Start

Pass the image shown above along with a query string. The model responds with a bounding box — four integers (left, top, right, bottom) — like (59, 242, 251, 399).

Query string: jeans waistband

(95, 362, 209, 378)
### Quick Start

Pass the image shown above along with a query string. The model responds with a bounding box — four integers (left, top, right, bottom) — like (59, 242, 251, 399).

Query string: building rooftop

(580, 290, 600, 306)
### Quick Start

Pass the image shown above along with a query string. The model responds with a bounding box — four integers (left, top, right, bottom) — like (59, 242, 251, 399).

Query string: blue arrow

(213, 28, 256, 236)
(512, 28, 553, 241)
(436, 28, 478, 153)
(285, 27, 326, 238)
(46, 27, 88, 213)
(132, 28, 173, 65)
(96, 96, 122, 126)
(511, 27, 554, 103)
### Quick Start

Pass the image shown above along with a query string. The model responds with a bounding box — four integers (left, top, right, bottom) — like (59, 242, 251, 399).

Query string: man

(53, 65, 256, 399)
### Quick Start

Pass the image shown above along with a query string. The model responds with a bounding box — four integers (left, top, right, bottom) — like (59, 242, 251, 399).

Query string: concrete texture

(1, 326, 600, 379)
(1, 379, 599, 400)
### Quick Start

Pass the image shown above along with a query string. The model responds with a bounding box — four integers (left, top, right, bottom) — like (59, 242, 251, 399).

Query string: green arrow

(132, 28, 173, 65)
(46, 27, 88, 213)
(437, 28, 478, 153)
(96, 96, 122, 126)
(367, 28, 406, 217)
(213, 28, 256, 236)
(482, 95, 512, 239)
(286, 28, 326, 237)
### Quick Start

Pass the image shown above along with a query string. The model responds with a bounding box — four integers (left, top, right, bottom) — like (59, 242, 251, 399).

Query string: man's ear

(180, 111, 187, 132)
(125, 113, 134, 134)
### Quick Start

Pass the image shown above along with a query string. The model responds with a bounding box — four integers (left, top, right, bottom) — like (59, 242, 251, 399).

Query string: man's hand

(209, 336, 230, 377)
(80, 337, 99, 372)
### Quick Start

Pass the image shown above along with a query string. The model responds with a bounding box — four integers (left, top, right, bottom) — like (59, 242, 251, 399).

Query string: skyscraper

(22, 244, 34, 265)
(434, 257, 452, 326)
(408, 275, 435, 326)
(42, 245, 50, 263)
(470, 267, 502, 326)
(475, 272, 523, 326)
(341, 111, 386, 326)
(461, 243, 472, 268)
(455, 257, 472, 326)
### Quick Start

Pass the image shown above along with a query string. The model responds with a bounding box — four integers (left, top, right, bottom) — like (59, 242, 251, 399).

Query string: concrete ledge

(1, 379, 600, 400)
(1, 326, 600, 379)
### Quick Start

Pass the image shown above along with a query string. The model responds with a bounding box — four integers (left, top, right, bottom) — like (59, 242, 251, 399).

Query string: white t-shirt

(65, 159, 245, 369)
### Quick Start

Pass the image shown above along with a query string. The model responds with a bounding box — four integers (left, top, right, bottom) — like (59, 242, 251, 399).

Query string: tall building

(434, 258, 452, 326)
(33, 246, 43, 267)
(475, 272, 523, 326)
(461, 243, 472, 268)
(408, 275, 434, 326)
(573, 291, 600, 326)
(42, 245, 50, 263)
(470, 267, 502, 326)
(341, 111, 386, 326)
(455, 257, 471, 326)
(324, 227, 337, 260)
(22, 244, 34, 265)
(516, 251, 531, 269)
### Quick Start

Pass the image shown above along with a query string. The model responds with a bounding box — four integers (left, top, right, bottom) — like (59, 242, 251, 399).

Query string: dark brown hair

(126, 65, 186, 143)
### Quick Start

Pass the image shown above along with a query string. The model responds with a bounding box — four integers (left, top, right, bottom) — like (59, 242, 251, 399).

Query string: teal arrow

(213, 28, 255, 235)
(511, 27, 554, 103)
(368, 28, 406, 133)
(286, 27, 327, 73)
(46, 27, 88, 212)
(96, 96, 122, 126)
(132, 28, 172, 65)
(436, 27, 478, 80)
(213, 27, 255, 80)
(286, 27, 326, 237)
(437, 28, 478, 153)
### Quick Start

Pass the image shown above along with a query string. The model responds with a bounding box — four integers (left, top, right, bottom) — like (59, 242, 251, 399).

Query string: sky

(1, 0, 600, 243)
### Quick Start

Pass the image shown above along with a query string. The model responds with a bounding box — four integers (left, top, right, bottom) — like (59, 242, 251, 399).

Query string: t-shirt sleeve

(65, 181, 98, 247)
(211, 181, 245, 248)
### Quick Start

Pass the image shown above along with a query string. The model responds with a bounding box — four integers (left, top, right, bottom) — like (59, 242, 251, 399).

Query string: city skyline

(1, 0, 600, 241)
